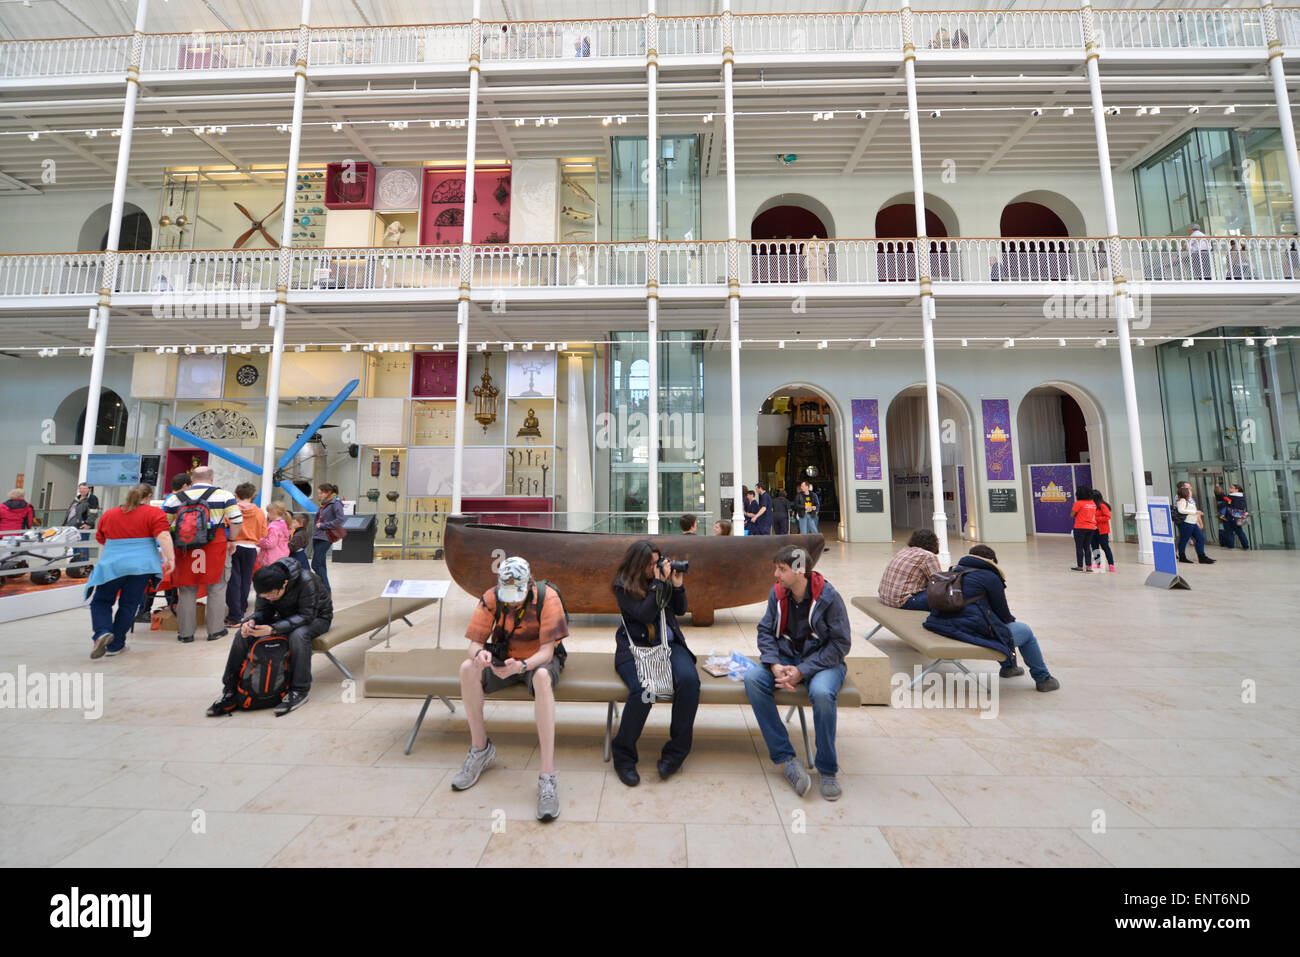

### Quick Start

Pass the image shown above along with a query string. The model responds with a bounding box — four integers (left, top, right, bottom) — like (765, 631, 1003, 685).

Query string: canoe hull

(443, 516, 826, 625)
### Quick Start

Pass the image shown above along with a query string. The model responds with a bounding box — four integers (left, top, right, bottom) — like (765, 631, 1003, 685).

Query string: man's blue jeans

(901, 590, 929, 611)
(1007, 621, 1050, 683)
(744, 655, 845, 776)
(90, 574, 151, 652)
(797, 514, 818, 534)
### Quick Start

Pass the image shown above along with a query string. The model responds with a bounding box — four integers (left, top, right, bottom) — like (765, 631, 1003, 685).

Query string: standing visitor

(87, 484, 175, 659)
(0, 488, 36, 532)
(1222, 484, 1250, 550)
(1070, 485, 1098, 571)
(288, 513, 311, 571)
(226, 482, 266, 627)
(311, 484, 345, 594)
(162, 466, 241, 643)
(1091, 489, 1115, 572)
(742, 488, 759, 535)
(1174, 486, 1215, 564)
(64, 482, 99, 567)
(771, 488, 791, 535)
(753, 482, 774, 535)
(1187, 224, 1212, 279)
(793, 479, 820, 534)
(258, 502, 291, 569)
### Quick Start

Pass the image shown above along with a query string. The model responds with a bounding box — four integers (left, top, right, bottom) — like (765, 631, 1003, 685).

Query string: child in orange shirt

(1070, 485, 1097, 572)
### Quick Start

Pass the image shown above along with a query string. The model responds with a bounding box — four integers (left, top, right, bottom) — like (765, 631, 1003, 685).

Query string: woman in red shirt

(1070, 485, 1097, 572)
(86, 484, 175, 659)
(1092, 489, 1115, 572)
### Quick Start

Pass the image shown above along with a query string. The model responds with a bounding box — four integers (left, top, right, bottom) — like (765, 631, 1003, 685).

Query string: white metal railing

(308, 25, 462, 68)
(472, 243, 648, 287)
(940, 238, 1106, 282)
(658, 16, 721, 56)
(734, 12, 901, 54)
(1279, 7, 1300, 47)
(659, 242, 728, 285)
(1118, 236, 1300, 282)
(912, 10, 1082, 51)
(0, 35, 129, 77)
(115, 248, 279, 293)
(481, 18, 645, 61)
(1095, 8, 1265, 50)
(0, 253, 104, 296)
(289, 246, 460, 290)
(139, 30, 301, 73)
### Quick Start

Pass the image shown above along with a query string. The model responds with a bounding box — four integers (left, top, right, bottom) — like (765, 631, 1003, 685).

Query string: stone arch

(77, 202, 152, 252)
(1001, 190, 1087, 236)
(1015, 379, 1110, 536)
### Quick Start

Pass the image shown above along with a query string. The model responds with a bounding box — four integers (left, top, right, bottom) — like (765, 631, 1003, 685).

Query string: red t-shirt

(1071, 499, 1097, 530)
(1095, 503, 1111, 535)
(96, 504, 170, 543)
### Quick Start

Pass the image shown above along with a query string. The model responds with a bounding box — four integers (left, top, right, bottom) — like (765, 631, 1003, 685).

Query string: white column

(901, 0, 950, 565)
(79, 0, 149, 483)
(452, 1, 483, 515)
(646, 2, 661, 533)
(1262, 0, 1300, 206)
(1081, 0, 1152, 563)
(259, 0, 311, 508)
(565, 354, 594, 528)
(723, 3, 743, 533)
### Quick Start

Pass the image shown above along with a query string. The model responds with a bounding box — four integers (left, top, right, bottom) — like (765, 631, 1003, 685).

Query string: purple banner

(982, 398, 1015, 481)
(1074, 463, 1092, 492)
(957, 464, 968, 532)
(1030, 464, 1076, 534)
(851, 398, 882, 481)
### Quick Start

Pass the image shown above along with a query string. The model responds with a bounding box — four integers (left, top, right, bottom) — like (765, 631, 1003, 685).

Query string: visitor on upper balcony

(1187, 224, 1212, 280)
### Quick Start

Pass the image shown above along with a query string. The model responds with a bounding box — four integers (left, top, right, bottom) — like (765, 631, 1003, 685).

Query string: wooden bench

(851, 595, 1004, 688)
(363, 649, 862, 762)
(313, 597, 436, 680)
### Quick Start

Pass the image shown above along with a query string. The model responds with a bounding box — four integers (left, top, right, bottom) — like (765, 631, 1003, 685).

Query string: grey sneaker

(90, 632, 113, 660)
(819, 773, 842, 801)
(537, 773, 560, 822)
(782, 758, 811, 797)
(450, 740, 496, 791)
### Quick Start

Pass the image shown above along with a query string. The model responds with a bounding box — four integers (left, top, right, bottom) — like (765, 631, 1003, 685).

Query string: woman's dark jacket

(921, 554, 1016, 659)
(613, 579, 694, 667)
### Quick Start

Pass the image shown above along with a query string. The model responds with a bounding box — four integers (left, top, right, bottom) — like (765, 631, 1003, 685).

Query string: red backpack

(171, 487, 218, 550)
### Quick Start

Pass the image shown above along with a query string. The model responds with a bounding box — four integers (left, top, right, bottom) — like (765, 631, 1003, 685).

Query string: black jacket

(613, 579, 694, 667)
(922, 555, 1015, 658)
(65, 496, 96, 528)
(772, 496, 791, 535)
(249, 558, 333, 633)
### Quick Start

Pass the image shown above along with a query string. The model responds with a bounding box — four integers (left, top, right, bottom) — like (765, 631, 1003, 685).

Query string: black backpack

(233, 634, 292, 710)
(926, 567, 976, 614)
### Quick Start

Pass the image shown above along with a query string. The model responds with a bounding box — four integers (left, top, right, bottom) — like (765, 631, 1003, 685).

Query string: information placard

(855, 488, 883, 513)
(1144, 495, 1189, 589)
(988, 487, 1018, 513)
(85, 453, 141, 487)
(381, 579, 452, 600)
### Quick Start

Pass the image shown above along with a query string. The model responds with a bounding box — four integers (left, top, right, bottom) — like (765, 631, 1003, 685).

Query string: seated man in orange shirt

(452, 556, 569, 822)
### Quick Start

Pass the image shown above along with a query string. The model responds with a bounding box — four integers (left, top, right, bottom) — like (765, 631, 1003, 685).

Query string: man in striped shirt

(877, 528, 941, 610)
(162, 466, 242, 643)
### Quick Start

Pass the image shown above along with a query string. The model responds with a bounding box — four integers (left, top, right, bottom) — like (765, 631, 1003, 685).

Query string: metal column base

(403, 694, 456, 755)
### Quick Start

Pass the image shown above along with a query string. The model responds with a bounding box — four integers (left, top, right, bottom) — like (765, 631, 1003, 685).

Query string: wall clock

(235, 364, 260, 387)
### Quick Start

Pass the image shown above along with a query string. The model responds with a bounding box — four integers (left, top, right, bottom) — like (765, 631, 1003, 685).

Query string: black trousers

(612, 642, 700, 770)
(1073, 528, 1094, 567)
(221, 618, 330, 695)
(226, 547, 257, 621)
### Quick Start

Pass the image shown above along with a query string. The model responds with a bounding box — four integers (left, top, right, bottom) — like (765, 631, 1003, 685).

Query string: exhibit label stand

(1144, 496, 1190, 590)
(378, 578, 450, 647)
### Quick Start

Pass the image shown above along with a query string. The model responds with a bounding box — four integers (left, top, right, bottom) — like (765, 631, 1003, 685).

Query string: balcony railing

(481, 18, 645, 61)
(2, 238, 1296, 302)
(0, 35, 129, 77)
(733, 12, 900, 54)
(5, 10, 1296, 81)
(1094, 8, 1265, 50)
(139, 30, 302, 73)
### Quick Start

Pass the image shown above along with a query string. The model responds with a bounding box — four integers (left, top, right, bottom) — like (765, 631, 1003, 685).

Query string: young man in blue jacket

(744, 544, 852, 801)
(922, 544, 1060, 692)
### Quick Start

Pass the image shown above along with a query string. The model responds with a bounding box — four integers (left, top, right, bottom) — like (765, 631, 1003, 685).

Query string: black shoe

(999, 665, 1025, 678)
(614, 765, 640, 787)
(274, 690, 309, 716)
(657, 759, 681, 781)
(223, 618, 241, 628)
(1198, 555, 1216, 564)
(206, 628, 229, 642)
(1177, 556, 1192, 564)
(178, 634, 195, 643)
(1070, 565, 1086, 572)
(206, 693, 238, 717)
(1036, 676, 1061, 692)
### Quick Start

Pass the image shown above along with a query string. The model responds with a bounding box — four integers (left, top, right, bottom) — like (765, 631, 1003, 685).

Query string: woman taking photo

(311, 483, 344, 593)
(610, 540, 700, 787)
(86, 484, 175, 659)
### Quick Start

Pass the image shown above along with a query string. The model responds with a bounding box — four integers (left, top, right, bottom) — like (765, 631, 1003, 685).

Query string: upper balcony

(2, 7, 1297, 90)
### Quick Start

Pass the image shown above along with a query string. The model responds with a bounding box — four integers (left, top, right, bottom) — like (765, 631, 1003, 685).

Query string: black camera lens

(669, 560, 689, 573)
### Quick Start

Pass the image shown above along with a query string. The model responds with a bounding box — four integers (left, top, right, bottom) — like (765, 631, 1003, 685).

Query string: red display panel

(462, 496, 552, 529)
(411, 351, 459, 398)
(324, 161, 376, 210)
(419, 167, 511, 245)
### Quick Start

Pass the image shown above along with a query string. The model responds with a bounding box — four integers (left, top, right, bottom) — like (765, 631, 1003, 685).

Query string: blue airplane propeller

(166, 378, 360, 514)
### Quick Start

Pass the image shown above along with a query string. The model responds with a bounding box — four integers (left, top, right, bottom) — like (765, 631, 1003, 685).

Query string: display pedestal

(1144, 571, 1191, 590)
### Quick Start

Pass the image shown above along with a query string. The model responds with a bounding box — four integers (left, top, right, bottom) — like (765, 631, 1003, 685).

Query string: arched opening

(996, 192, 1087, 281)
(1018, 382, 1109, 537)
(885, 384, 976, 544)
(749, 195, 834, 283)
(77, 202, 152, 252)
(999, 203, 1069, 237)
(756, 384, 843, 540)
(56, 387, 129, 449)
(874, 194, 959, 282)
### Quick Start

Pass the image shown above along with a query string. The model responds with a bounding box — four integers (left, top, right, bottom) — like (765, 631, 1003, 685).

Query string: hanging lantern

(473, 353, 499, 431)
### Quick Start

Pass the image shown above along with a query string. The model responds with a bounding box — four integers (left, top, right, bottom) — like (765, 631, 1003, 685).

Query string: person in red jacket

(0, 489, 36, 532)
(1070, 485, 1097, 572)
(1091, 489, 1115, 572)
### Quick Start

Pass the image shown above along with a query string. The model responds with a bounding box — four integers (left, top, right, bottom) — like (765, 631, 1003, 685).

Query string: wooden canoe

(443, 516, 825, 626)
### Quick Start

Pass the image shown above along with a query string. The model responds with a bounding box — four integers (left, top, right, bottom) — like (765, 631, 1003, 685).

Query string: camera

(487, 637, 511, 667)
(660, 558, 689, 574)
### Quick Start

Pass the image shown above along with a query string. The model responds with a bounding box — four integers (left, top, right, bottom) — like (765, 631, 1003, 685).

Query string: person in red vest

(1091, 489, 1115, 572)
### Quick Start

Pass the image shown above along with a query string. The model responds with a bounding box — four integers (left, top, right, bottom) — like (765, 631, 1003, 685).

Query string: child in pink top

(257, 501, 291, 569)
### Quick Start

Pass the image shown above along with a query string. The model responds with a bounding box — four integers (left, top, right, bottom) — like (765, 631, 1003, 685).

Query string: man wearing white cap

(452, 556, 569, 821)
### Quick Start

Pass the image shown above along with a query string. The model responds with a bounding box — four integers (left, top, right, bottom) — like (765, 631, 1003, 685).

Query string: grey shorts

(481, 657, 563, 697)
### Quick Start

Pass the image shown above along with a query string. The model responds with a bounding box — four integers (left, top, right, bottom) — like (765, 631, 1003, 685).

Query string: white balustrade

(139, 30, 301, 73)
(733, 12, 901, 54)
(1118, 235, 1300, 282)
(911, 10, 1082, 51)
(1094, 8, 1265, 50)
(1278, 7, 1300, 47)
(114, 248, 278, 293)
(657, 16, 721, 56)
(481, 19, 645, 61)
(289, 246, 461, 291)
(659, 242, 728, 285)
(0, 253, 104, 296)
(0, 36, 129, 78)
(307, 25, 458, 68)
(472, 244, 648, 287)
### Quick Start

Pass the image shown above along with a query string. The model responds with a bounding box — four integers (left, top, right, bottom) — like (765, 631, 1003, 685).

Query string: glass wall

(610, 135, 702, 242)
(1135, 128, 1297, 236)
(598, 330, 706, 533)
(1157, 328, 1300, 548)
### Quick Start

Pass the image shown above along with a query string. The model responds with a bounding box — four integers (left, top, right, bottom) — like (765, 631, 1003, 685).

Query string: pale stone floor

(2, 534, 1298, 868)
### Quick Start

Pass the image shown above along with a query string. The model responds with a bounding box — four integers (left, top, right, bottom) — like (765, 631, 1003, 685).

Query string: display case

(292, 169, 327, 248)
(325, 160, 376, 210)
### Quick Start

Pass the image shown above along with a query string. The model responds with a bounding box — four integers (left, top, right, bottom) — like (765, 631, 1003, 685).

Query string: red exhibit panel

(462, 497, 552, 529)
(420, 167, 511, 245)
(324, 161, 376, 210)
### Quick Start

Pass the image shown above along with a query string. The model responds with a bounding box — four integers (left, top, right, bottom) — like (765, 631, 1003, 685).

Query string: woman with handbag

(610, 540, 700, 787)
(311, 484, 345, 594)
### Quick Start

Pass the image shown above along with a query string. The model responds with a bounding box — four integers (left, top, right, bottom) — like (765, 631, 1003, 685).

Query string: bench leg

(439, 695, 455, 714)
(796, 705, 812, 767)
(603, 701, 615, 763)
(951, 660, 973, 676)
(784, 705, 796, 724)
(404, 695, 434, 755)
(321, 649, 354, 682)
(864, 623, 883, 641)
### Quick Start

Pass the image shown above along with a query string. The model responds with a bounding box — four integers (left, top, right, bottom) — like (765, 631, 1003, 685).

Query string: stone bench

(363, 648, 862, 763)
(851, 595, 1004, 688)
(313, 597, 436, 680)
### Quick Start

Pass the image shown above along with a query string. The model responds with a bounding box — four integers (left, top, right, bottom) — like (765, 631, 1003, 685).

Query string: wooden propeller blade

(233, 202, 255, 222)
(264, 200, 284, 220)
(258, 226, 280, 248)
(233, 226, 257, 248)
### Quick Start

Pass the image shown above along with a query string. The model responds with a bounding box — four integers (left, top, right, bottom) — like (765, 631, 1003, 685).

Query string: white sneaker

(450, 740, 496, 791)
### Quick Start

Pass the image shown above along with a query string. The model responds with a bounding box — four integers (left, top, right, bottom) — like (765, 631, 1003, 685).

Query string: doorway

(757, 385, 842, 539)
(1019, 383, 1108, 536)
(749, 197, 834, 283)
(885, 385, 976, 542)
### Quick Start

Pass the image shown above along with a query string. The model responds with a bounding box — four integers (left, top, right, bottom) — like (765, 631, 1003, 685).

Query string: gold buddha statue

(516, 408, 542, 440)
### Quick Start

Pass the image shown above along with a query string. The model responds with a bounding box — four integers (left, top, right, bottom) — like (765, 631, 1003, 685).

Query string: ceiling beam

(159, 108, 272, 185)
(978, 91, 1068, 174)
(13, 113, 148, 189)
(477, 89, 519, 162)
